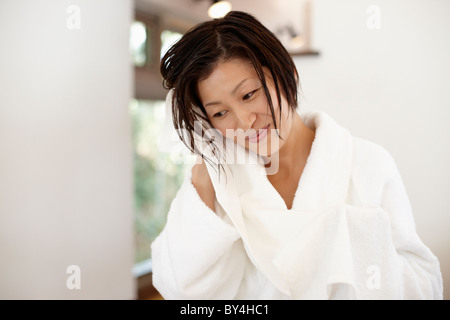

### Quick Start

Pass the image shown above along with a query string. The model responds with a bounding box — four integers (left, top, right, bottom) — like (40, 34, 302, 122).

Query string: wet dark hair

(160, 11, 300, 170)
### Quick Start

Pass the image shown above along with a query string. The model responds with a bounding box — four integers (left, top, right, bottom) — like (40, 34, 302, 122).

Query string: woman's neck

(265, 112, 315, 177)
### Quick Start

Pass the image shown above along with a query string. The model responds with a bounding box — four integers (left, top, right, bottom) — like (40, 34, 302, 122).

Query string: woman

(151, 11, 443, 299)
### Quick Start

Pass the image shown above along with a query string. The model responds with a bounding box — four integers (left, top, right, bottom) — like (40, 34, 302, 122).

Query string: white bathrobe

(151, 109, 443, 300)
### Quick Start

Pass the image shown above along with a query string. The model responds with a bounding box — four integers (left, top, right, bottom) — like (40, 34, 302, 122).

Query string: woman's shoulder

(352, 136, 394, 161)
(299, 109, 398, 176)
(351, 136, 400, 182)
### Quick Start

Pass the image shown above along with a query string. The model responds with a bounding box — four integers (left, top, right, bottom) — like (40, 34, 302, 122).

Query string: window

(131, 99, 192, 264)
(130, 12, 161, 72)
(129, 21, 148, 67)
(160, 29, 183, 59)
(129, 13, 194, 298)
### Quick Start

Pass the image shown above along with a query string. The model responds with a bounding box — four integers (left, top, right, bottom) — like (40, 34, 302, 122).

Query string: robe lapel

(205, 142, 294, 295)
(292, 111, 354, 211)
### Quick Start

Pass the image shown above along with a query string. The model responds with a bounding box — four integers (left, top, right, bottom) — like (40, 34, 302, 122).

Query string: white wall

(295, 0, 450, 299)
(0, 0, 135, 299)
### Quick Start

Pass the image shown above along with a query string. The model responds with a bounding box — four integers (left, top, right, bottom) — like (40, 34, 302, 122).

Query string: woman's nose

(235, 107, 257, 130)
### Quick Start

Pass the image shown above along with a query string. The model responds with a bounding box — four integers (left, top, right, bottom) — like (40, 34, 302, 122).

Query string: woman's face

(197, 58, 294, 158)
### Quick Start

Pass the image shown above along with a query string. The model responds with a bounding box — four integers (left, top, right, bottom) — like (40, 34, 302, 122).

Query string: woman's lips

(246, 124, 269, 143)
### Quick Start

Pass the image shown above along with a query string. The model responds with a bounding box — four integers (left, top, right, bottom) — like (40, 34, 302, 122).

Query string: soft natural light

(160, 30, 183, 59)
(208, 1, 232, 19)
(129, 21, 147, 66)
(131, 99, 192, 263)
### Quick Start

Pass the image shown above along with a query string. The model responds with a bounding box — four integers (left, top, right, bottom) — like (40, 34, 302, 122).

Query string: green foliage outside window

(131, 99, 191, 263)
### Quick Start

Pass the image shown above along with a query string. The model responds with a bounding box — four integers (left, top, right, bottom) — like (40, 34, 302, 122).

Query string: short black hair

(160, 11, 300, 167)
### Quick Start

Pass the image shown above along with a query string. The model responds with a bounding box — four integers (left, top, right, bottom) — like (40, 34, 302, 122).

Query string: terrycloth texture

(151, 109, 443, 300)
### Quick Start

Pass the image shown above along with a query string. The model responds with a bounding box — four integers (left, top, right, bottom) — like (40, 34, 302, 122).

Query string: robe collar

(207, 110, 354, 211)
(292, 110, 354, 211)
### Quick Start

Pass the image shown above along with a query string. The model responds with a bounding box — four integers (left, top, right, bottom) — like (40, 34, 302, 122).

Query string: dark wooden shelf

(290, 50, 320, 57)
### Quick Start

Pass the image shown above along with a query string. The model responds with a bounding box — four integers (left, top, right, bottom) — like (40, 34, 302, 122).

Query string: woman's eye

(243, 89, 259, 101)
(213, 110, 227, 118)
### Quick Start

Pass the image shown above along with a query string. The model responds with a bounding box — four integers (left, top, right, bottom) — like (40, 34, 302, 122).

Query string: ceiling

(135, 0, 310, 36)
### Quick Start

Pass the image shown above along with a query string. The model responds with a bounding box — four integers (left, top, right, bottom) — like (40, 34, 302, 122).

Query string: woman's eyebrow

(231, 78, 249, 95)
(204, 78, 250, 108)
(204, 101, 222, 108)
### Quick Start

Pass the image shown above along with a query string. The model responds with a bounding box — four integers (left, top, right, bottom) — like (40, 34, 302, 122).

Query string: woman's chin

(239, 141, 279, 158)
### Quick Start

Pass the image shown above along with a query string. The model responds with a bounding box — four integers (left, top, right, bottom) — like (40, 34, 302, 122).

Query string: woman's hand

(191, 157, 216, 213)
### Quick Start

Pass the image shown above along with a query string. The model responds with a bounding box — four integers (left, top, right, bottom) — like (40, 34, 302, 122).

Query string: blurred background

(0, 0, 449, 299)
